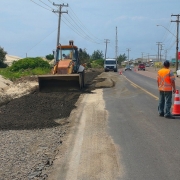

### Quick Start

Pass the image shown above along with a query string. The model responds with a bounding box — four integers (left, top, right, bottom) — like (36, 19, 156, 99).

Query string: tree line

(0, 47, 8, 68)
(0, 46, 127, 68)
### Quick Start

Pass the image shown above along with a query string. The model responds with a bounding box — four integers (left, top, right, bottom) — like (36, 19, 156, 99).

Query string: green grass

(0, 67, 51, 81)
(0, 57, 51, 81)
(91, 59, 104, 68)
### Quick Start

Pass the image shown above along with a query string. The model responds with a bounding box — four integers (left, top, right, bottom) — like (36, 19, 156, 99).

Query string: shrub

(0, 46, 7, 64)
(46, 54, 54, 60)
(0, 61, 8, 68)
(9, 57, 50, 72)
(91, 59, 104, 68)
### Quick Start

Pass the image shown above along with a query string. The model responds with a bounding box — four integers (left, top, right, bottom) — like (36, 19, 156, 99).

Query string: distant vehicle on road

(125, 65, 132, 71)
(104, 58, 118, 72)
(138, 63, 145, 71)
(176, 69, 180, 77)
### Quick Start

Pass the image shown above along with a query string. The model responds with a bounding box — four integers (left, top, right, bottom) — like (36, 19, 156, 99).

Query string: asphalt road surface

(104, 70, 180, 180)
(47, 70, 180, 180)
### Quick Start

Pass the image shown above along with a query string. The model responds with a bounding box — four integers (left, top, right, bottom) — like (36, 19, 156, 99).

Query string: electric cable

(48, 0, 53, 4)
(66, 13, 102, 44)
(38, 0, 53, 9)
(61, 14, 101, 44)
(166, 41, 176, 51)
(68, 5, 104, 42)
(53, 0, 104, 42)
(31, 0, 104, 45)
(30, 0, 52, 11)
(25, 28, 57, 54)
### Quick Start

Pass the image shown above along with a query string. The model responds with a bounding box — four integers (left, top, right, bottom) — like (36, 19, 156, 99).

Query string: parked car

(125, 65, 132, 71)
(138, 63, 145, 71)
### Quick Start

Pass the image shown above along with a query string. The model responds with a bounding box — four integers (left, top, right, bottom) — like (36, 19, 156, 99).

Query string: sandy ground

(0, 54, 21, 89)
(0, 75, 12, 89)
(5, 54, 21, 66)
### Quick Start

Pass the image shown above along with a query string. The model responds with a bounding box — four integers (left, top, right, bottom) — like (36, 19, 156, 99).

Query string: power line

(48, 0, 53, 3)
(61, 15, 101, 44)
(68, 6, 103, 42)
(25, 28, 57, 57)
(30, 0, 52, 11)
(161, 21, 172, 42)
(66, 14, 101, 44)
(48, 0, 103, 43)
(30, 0, 103, 45)
(38, 0, 53, 9)
(166, 41, 176, 50)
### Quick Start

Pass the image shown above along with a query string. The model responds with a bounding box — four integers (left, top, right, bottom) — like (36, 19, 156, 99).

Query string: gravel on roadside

(0, 69, 103, 180)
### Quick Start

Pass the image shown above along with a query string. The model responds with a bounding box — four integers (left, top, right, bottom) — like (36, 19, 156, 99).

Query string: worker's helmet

(163, 60, 170, 67)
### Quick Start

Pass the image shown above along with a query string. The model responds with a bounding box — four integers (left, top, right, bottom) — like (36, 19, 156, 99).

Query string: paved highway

(104, 70, 180, 180)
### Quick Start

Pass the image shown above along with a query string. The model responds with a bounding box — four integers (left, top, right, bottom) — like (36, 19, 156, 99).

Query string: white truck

(104, 58, 118, 72)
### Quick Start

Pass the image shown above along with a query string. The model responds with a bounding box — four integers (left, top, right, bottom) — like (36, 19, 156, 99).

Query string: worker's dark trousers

(158, 91, 172, 117)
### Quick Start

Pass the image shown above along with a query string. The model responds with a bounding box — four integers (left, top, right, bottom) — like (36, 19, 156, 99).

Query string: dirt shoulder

(0, 75, 12, 89)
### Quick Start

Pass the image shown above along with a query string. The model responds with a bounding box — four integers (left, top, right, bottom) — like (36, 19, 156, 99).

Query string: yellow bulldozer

(38, 40, 85, 91)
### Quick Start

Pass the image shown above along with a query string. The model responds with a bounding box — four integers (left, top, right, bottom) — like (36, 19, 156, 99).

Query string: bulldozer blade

(38, 74, 82, 92)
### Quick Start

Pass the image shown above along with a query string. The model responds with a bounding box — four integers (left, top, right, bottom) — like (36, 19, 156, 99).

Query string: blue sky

(0, 0, 180, 60)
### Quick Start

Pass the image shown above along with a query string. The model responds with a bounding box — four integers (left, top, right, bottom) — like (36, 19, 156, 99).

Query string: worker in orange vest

(157, 60, 176, 119)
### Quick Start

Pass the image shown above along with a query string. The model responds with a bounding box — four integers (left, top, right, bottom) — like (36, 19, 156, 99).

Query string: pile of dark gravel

(0, 69, 103, 131)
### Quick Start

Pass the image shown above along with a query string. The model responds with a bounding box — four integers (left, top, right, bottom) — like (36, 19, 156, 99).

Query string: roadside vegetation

(0, 46, 8, 68)
(91, 59, 104, 68)
(0, 57, 51, 80)
(0, 46, 130, 80)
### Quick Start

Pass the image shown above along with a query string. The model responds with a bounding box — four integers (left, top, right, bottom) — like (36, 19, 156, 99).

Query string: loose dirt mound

(0, 69, 104, 130)
(0, 92, 80, 130)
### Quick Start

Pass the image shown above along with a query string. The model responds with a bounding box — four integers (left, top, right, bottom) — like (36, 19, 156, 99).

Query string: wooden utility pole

(53, 3, 68, 47)
(126, 48, 131, 65)
(171, 14, 180, 71)
(156, 42, 162, 62)
(141, 52, 144, 62)
(104, 39, 110, 59)
(164, 49, 168, 61)
(115, 27, 118, 59)
(160, 44, 163, 62)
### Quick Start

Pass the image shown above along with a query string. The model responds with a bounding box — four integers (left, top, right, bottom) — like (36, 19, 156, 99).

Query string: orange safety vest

(157, 68, 174, 91)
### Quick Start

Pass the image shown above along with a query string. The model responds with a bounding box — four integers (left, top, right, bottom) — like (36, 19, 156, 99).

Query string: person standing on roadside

(157, 60, 176, 119)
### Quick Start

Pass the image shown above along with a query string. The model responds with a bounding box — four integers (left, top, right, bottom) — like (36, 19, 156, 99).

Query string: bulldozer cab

(56, 42, 80, 73)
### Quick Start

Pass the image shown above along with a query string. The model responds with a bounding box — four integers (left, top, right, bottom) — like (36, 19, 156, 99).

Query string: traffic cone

(172, 90, 180, 115)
